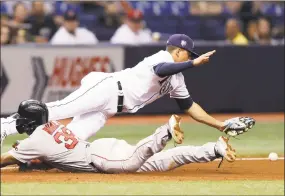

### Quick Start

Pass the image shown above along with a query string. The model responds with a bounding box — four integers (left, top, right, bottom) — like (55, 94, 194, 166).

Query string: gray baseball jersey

(8, 121, 97, 172)
(8, 121, 220, 174)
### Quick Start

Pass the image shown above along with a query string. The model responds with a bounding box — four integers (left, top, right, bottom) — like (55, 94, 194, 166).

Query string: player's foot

(168, 115, 184, 144)
(1, 126, 7, 147)
(214, 136, 236, 162)
(1, 114, 19, 147)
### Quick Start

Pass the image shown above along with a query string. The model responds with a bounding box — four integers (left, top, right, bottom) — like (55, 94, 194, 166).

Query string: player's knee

(123, 162, 141, 173)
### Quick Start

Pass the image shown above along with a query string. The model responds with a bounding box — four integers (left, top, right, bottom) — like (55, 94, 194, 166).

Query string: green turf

(1, 181, 284, 195)
(2, 122, 284, 157)
(1, 122, 284, 195)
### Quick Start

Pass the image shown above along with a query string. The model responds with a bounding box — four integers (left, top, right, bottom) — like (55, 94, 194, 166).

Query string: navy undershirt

(174, 97, 193, 110)
(153, 60, 194, 78)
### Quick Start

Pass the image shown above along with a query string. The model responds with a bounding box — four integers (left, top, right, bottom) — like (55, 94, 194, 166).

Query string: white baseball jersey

(45, 50, 190, 140)
(113, 50, 190, 113)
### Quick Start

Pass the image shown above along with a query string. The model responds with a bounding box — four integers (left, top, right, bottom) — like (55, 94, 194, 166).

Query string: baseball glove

(223, 117, 255, 136)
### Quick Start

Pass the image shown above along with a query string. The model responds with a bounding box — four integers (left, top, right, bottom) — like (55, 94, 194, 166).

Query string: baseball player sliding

(1, 34, 255, 145)
(1, 102, 244, 173)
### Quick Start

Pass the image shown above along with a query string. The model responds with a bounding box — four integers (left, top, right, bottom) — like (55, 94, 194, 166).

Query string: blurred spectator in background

(1, 14, 9, 28)
(190, 2, 223, 15)
(224, 1, 242, 15)
(0, 1, 283, 45)
(110, 9, 152, 45)
(50, 11, 98, 45)
(9, 2, 30, 30)
(14, 28, 31, 44)
(82, 1, 130, 28)
(225, 18, 248, 45)
(1, 25, 12, 45)
(2, 1, 54, 16)
(190, 2, 243, 16)
(27, 1, 58, 43)
(1, 2, 9, 26)
(97, 1, 123, 29)
(246, 20, 258, 42)
(256, 17, 278, 45)
(8, 2, 32, 44)
(53, 1, 81, 26)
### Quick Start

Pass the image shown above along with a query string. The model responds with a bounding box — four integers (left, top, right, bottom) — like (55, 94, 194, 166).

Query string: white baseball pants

(46, 72, 119, 140)
(1, 72, 118, 140)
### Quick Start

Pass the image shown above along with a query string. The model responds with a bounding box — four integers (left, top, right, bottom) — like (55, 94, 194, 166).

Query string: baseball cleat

(1, 114, 19, 147)
(168, 115, 184, 144)
(215, 136, 236, 162)
(1, 128, 7, 147)
(1, 117, 10, 147)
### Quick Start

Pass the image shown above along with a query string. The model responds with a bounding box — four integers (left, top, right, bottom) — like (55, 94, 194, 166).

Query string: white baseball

(268, 152, 278, 161)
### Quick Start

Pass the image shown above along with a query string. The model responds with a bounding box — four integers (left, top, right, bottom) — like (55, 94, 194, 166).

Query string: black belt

(117, 81, 124, 113)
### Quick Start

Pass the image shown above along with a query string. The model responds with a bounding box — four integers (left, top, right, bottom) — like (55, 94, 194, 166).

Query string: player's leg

(89, 115, 184, 173)
(137, 136, 236, 172)
(47, 73, 118, 121)
(66, 111, 107, 140)
(1, 73, 118, 143)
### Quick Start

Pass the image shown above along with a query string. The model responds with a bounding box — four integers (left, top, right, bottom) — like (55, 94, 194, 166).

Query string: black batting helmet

(15, 99, 49, 135)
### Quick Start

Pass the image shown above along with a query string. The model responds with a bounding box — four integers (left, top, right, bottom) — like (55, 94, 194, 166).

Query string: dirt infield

(1, 113, 284, 183)
(1, 160, 284, 183)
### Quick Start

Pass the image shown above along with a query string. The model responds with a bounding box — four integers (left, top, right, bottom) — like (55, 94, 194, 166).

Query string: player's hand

(222, 117, 256, 136)
(193, 50, 216, 66)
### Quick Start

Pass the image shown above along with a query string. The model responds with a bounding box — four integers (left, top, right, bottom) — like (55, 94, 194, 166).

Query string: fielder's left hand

(222, 117, 256, 137)
(192, 50, 216, 66)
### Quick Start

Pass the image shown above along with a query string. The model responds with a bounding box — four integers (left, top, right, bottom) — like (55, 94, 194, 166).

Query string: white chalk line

(214, 157, 284, 161)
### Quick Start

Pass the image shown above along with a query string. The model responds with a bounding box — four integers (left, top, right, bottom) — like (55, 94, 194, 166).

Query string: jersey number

(43, 122, 78, 149)
(54, 127, 78, 149)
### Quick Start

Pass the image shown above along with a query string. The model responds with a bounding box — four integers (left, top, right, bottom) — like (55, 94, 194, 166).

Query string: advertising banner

(1, 46, 124, 114)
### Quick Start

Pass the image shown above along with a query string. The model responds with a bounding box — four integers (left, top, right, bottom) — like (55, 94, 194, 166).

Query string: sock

(214, 145, 222, 158)
(167, 128, 172, 140)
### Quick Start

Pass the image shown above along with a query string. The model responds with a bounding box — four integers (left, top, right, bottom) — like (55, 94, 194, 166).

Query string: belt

(117, 81, 124, 113)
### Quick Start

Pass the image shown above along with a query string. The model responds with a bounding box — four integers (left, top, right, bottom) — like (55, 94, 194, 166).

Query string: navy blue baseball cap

(64, 10, 78, 21)
(166, 34, 199, 59)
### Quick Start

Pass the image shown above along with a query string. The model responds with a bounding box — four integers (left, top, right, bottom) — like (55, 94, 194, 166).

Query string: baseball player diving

(1, 34, 255, 146)
(1, 101, 255, 173)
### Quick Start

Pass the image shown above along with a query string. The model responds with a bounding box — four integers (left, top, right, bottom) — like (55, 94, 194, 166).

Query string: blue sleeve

(175, 97, 193, 111)
(153, 61, 194, 77)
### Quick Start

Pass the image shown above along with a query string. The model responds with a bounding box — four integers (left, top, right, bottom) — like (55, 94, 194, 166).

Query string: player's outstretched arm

(153, 50, 216, 77)
(186, 102, 225, 131)
(185, 102, 256, 135)
(1, 152, 20, 168)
